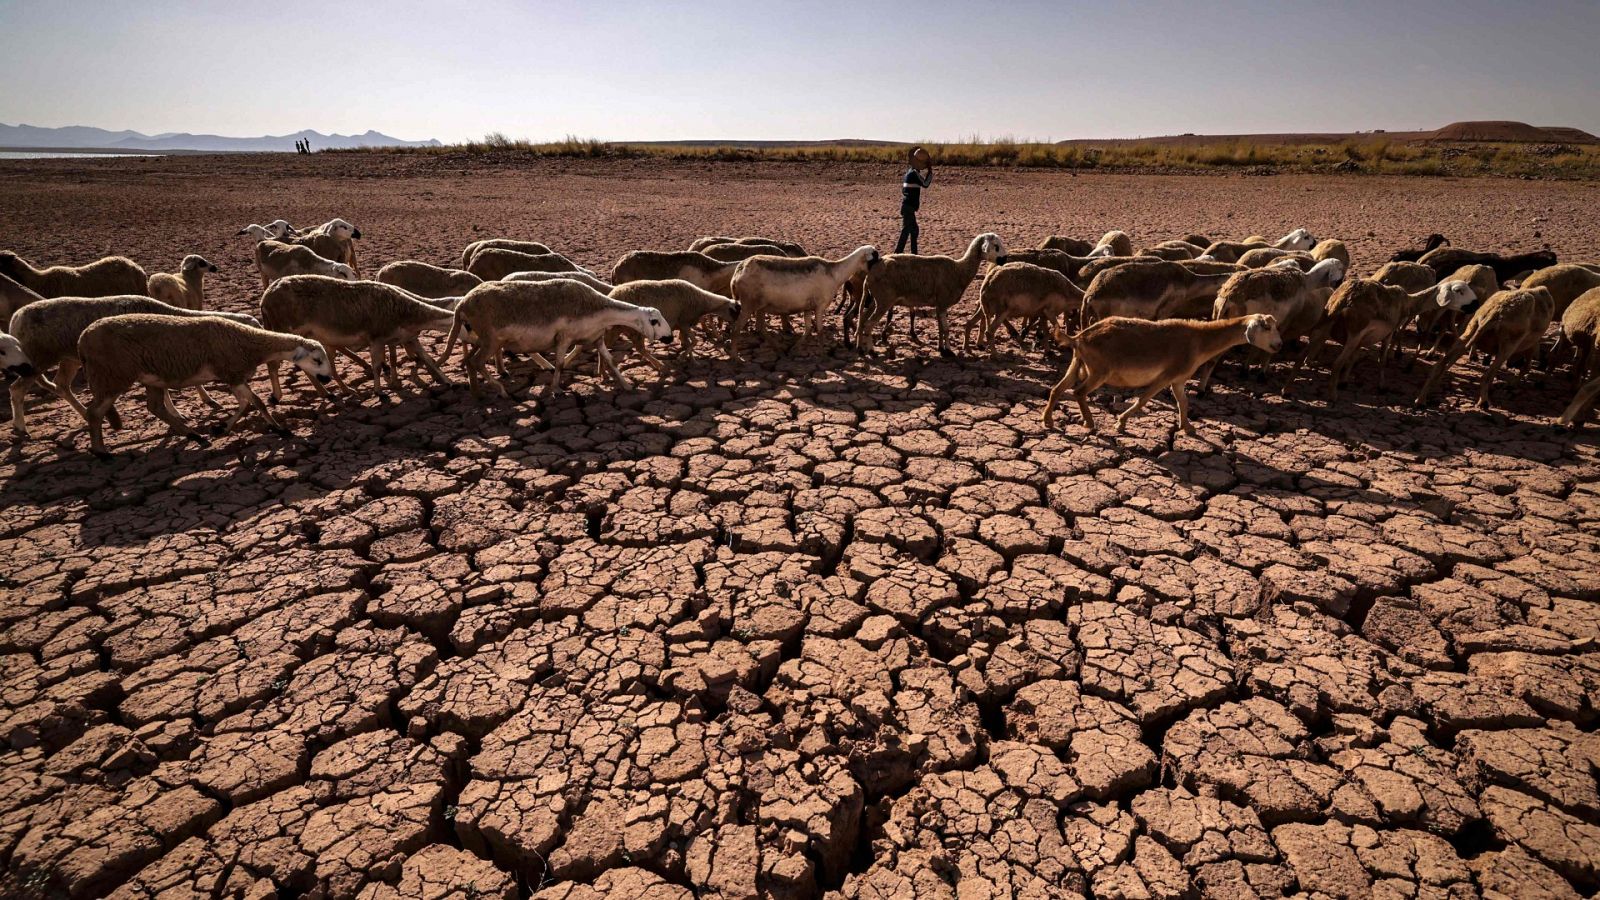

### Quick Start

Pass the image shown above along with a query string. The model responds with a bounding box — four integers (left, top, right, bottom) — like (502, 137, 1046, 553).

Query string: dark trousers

(895, 209, 919, 254)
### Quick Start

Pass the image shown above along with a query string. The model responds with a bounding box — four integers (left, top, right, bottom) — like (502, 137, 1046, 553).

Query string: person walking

(895, 146, 932, 254)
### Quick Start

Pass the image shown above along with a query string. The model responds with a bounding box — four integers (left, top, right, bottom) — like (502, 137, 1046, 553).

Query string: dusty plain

(1, 153, 1599, 899)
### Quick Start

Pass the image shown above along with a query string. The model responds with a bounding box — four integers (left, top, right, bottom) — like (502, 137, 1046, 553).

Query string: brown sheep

(1289, 279, 1476, 401)
(0, 251, 147, 298)
(1042, 314, 1282, 434)
(1415, 287, 1556, 410)
(963, 262, 1084, 353)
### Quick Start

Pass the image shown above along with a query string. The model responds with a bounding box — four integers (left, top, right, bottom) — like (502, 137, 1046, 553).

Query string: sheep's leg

(268, 362, 286, 404)
(1074, 374, 1109, 434)
(1415, 339, 1470, 406)
(961, 308, 985, 354)
(626, 333, 668, 373)
(596, 343, 632, 390)
(679, 326, 697, 360)
(1115, 383, 1166, 433)
(240, 383, 288, 433)
(193, 384, 224, 409)
(1477, 349, 1510, 409)
(935, 309, 955, 356)
(84, 390, 123, 458)
(1326, 338, 1369, 403)
(729, 305, 753, 361)
(407, 339, 451, 386)
(542, 337, 571, 401)
(1558, 374, 1600, 426)
(142, 386, 207, 446)
(1042, 358, 1082, 428)
(1170, 383, 1195, 435)
(50, 358, 92, 422)
(1283, 327, 1330, 396)
(9, 378, 41, 439)
(1194, 359, 1221, 396)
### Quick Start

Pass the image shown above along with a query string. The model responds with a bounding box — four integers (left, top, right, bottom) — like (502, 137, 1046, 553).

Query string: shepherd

(895, 146, 933, 254)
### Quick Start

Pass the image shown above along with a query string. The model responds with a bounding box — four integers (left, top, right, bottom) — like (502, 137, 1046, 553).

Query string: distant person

(895, 146, 933, 254)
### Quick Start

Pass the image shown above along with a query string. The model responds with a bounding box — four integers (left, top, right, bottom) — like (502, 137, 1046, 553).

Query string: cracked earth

(1, 154, 1598, 898)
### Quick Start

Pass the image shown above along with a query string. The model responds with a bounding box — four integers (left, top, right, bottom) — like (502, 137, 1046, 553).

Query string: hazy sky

(2, 0, 1597, 142)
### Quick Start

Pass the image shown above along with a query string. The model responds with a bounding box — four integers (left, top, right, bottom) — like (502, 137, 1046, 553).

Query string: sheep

(1411, 264, 1499, 359)
(146, 255, 218, 310)
(1415, 287, 1556, 410)
(994, 248, 1080, 280)
(1417, 247, 1557, 282)
(462, 239, 553, 270)
(278, 218, 361, 272)
(1038, 235, 1095, 256)
(0, 251, 148, 299)
(1139, 241, 1206, 261)
(1042, 314, 1283, 434)
(376, 261, 484, 299)
(1087, 230, 1134, 258)
(1372, 261, 1438, 295)
(467, 249, 589, 282)
(727, 246, 880, 357)
(608, 278, 740, 361)
(259, 276, 456, 399)
(1557, 287, 1600, 388)
(76, 314, 334, 457)
(503, 270, 615, 293)
(963, 262, 1085, 353)
(1310, 239, 1351, 269)
(239, 221, 296, 240)
(688, 236, 738, 252)
(249, 240, 354, 288)
(1200, 228, 1315, 263)
(0, 272, 46, 327)
(1388, 233, 1450, 263)
(1237, 248, 1314, 269)
(1287, 279, 1477, 401)
(611, 250, 739, 297)
(448, 279, 672, 400)
(1196, 259, 1346, 388)
(238, 224, 356, 276)
(1077, 256, 1244, 288)
(1558, 372, 1600, 427)
(1081, 260, 1240, 323)
(1518, 264, 1600, 318)
(1, 333, 31, 382)
(7, 296, 260, 439)
(854, 232, 1007, 356)
(702, 242, 785, 263)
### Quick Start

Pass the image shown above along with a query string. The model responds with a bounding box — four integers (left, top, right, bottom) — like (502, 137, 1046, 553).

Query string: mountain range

(0, 123, 441, 152)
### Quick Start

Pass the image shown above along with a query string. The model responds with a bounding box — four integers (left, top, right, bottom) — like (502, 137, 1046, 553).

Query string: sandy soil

(1, 153, 1598, 899)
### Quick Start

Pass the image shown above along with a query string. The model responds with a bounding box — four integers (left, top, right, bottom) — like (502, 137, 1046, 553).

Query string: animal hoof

(190, 433, 213, 447)
(92, 450, 114, 461)
(939, 348, 956, 359)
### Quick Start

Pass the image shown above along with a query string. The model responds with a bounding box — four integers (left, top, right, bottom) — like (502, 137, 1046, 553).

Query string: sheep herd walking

(2, 218, 1598, 460)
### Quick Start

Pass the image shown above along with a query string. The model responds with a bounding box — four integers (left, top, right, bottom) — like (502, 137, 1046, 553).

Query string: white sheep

(449, 279, 671, 400)
(461, 239, 553, 269)
(855, 232, 1007, 356)
(611, 251, 739, 296)
(7, 295, 261, 439)
(259, 276, 456, 399)
(728, 246, 880, 357)
(249, 239, 355, 288)
(467, 248, 590, 282)
(503, 270, 615, 293)
(375, 261, 484, 299)
(146, 255, 218, 310)
(77, 314, 333, 457)
(607, 278, 740, 361)
(0, 251, 148, 298)
(963, 261, 1084, 353)
(1, 272, 47, 328)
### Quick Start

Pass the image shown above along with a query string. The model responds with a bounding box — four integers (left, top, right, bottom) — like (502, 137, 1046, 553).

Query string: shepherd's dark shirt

(901, 167, 931, 212)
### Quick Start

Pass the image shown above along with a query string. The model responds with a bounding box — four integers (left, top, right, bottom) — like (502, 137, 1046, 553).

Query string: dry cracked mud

(1, 153, 1598, 898)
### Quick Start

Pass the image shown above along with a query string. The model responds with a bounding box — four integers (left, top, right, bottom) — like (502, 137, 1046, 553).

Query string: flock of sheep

(2, 218, 1598, 458)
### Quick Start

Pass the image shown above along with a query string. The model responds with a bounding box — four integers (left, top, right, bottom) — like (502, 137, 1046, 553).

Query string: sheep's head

(1434, 280, 1475, 310)
(1280, 228, 1315, 252)
(330, 263, 357, 281)
(1309, 258, 1346, 288)
(977, 233, 1007, 264)
(1244, 314, 1282, 353)
(634, 306, 673, 343)
(237, 224, 274, 241)
(856, 245, 883, 271)
(266, 220, 298, 238)
(325, 219, 361, 241)
(0, 334, 34, 381)
(182, 255, 218, 274)
(292, 342, 334, 384)
(724, 300, 742, 322)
